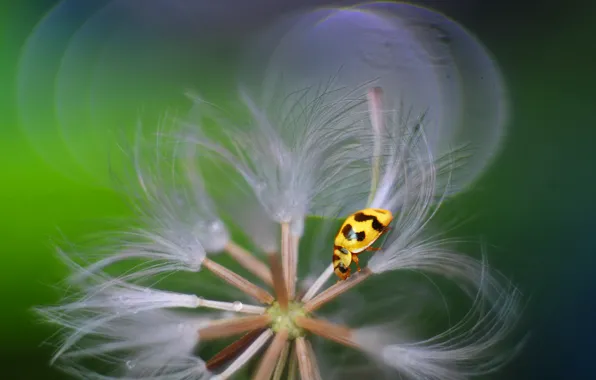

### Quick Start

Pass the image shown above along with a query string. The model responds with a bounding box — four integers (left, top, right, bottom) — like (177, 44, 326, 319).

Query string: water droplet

(125, 360, 136, 369)
(233, 301, 243, 311)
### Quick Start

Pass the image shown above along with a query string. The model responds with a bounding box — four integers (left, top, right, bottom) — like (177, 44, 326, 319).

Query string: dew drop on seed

(233, 301, 243, 311)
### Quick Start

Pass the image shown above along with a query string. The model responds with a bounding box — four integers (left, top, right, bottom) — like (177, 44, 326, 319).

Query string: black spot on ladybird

(342, 224, 354, 239)
(353, 212, 385, 232)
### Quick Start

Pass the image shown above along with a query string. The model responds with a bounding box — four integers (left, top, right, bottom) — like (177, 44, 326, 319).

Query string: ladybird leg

(352, 255, 361, 272)
(365, 247, 380, 252)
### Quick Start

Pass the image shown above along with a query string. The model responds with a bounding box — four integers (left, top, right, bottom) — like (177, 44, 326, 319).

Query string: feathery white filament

(41, 282, 202, 362)
(366, 87, 385, 206)
(72, 230, 207, 282)
(356, 285, 522, 380)
(61, 355, 211, 380)
(368, 109, 433, 211)
(131, 118, 230, 255)
(47, 308, 212, 380)
(180, 142, 230, 253)
(186, 82, 370, 226)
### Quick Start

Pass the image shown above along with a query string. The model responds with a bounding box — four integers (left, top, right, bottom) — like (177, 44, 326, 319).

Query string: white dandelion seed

(183, 79, 373, 232)
(354, 277, 524, 380)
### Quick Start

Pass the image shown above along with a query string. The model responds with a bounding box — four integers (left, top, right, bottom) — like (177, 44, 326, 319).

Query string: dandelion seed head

(41, 91, 522, 379)
(38, 4, 523, 379)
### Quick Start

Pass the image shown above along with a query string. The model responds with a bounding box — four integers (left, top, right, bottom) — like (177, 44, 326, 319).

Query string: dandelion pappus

(333, 208, 393, 280)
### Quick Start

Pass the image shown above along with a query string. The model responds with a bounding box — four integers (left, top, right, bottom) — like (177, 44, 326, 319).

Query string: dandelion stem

(281, 222, 296, 299)
(306, 339, 322, 380)
(253, 329, 289, 380)
(295, 337, 310, 380)
(301, 264, 334, 302)
(203, 258, 275, 304)
(217, 329, 273, 379)
(295, 317, 358, 349)
(272, 341, 290, 380)
(291, 233, 300, 298)
(303, 268, 373, 313)
(225, 241, 273, 286)
(198, 315, 272, 341)
(197, 297, 266, 314)
(269, 253, 289, 311)
(295, 336, 322, 380)
(366, 86, 384, 206)
(287, 345, 298, 380)
(206, 329, 266, 371)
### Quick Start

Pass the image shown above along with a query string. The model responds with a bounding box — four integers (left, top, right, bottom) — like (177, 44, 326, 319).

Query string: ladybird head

(334, 262, 351, 281)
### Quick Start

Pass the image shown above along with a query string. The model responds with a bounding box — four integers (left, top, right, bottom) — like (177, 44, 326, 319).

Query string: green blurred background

(1, 0, 595, 379)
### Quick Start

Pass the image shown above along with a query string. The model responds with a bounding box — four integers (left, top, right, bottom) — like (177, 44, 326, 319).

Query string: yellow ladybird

(333, 208, 393, 280)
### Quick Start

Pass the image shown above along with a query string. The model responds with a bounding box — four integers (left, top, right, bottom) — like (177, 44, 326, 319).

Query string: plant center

(267, 301, 307, 340)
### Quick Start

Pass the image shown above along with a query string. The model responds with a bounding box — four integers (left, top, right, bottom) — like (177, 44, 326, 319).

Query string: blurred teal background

(1, 1, 595, 379)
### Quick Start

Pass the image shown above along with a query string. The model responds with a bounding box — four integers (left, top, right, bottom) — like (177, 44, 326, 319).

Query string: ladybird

(333, 208, 393, 280)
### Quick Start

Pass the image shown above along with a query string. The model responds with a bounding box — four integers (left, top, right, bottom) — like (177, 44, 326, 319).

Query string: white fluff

(355, 283, 523, 380)
(126, 117, 230, 254)
(39, 276, 202, 362)
(41, 299, 212, 379)
(367, 105, 465, 212)
(54, 310, 209, 380)
(367, 115, 470, 282)
(72, 118, 244, 280)
(185, 81, 373, 227)
(62, 356, 211, 380)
